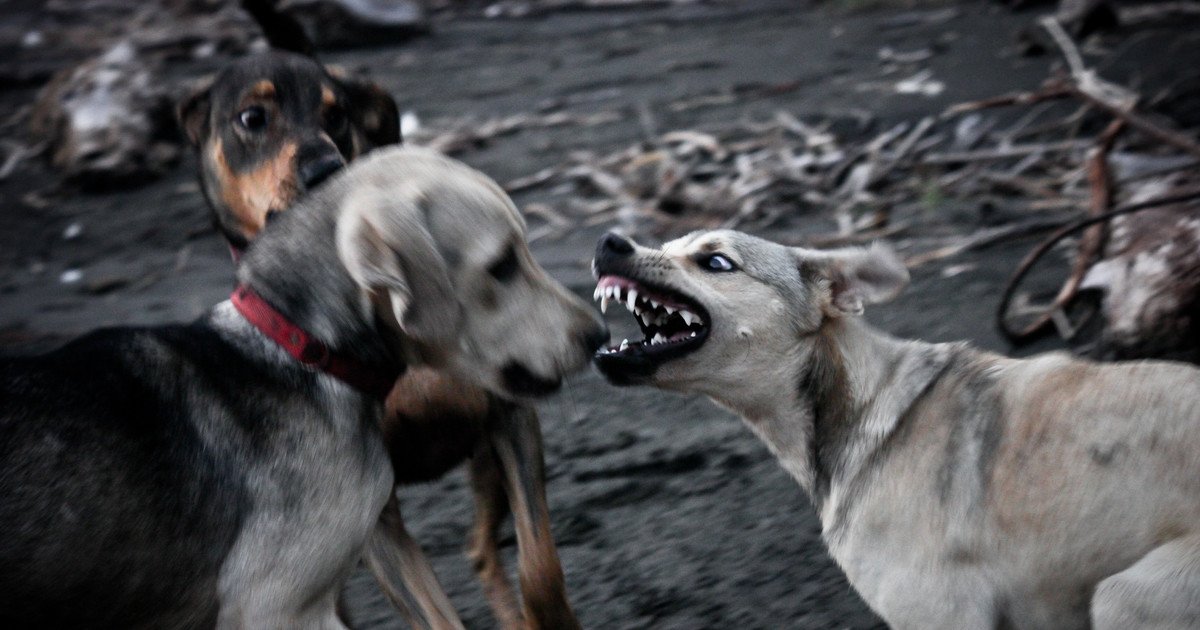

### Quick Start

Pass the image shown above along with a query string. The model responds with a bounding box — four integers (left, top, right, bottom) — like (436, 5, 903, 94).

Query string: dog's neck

(234, 184, 403, 377)
(735, 316, 954, 519)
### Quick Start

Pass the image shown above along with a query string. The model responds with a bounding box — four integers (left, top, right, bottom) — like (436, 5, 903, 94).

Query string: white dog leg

(1092, 535, 1200, 629)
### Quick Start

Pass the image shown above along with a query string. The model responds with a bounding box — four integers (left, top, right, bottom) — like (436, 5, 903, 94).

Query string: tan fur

(210, 137, 299, 241)
(250, 79, 276, 100)
(385, 368, 490, 428)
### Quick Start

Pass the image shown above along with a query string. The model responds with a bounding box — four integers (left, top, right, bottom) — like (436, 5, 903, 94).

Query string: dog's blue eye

(238, 106, 268, 132)
(700, 253, 736, 272)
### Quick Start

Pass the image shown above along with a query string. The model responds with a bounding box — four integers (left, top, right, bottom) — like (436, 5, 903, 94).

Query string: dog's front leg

(364, 495, 466, 630)
(467, 442, 525, 629)
(488, 405, 582, 630)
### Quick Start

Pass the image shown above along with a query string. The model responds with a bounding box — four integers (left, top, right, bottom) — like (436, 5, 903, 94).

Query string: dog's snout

(297, 143, 345, 190)
(598, 232, 635, 257)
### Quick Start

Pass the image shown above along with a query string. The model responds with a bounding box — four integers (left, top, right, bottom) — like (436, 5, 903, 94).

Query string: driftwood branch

(996, 119, 1125, 343)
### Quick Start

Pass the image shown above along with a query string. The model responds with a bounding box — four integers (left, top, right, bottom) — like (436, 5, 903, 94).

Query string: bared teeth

(592, 279, 708, 352)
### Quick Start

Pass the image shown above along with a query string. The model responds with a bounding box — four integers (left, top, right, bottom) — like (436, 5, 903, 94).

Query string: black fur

(0, 322, 300, 627)
(241, 0, 316, 58)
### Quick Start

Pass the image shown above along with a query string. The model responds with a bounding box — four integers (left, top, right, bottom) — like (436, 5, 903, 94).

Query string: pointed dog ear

(336, 192, 460, 346)
(801, 242, 909, 317)
(341, 77, 401, 148)
(176, 78, 214, 147)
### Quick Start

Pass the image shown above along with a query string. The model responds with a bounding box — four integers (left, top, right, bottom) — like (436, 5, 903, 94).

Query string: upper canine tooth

(626, 289, 638, 310)
(600, 295, 610, 313)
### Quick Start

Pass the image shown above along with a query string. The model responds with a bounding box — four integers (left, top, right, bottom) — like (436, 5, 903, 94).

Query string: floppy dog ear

(802, 243, 909, 317)
(240, 0, 316, 58)
(177, 79, 213, 147)
(341, 78, 401, 148)
(336, 195, 460, 346)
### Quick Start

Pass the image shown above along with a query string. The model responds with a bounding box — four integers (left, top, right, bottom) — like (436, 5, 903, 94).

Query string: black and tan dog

(177, 3, 398, 255)
(0, 147, 605, 629)
(178, 5, 585, 628)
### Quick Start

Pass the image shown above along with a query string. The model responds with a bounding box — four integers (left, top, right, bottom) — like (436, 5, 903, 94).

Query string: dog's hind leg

(467, 442, 525, 629)
(365, 495, 466, 630)
(489, 405, 582, 630)
(1091, 535, 1200, 629)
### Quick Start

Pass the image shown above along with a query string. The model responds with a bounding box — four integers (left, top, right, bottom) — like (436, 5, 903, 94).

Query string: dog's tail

(240, 0, 317, 58)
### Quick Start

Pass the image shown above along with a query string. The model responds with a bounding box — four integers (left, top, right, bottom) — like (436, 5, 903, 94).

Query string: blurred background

(2, 0, 1199, 627)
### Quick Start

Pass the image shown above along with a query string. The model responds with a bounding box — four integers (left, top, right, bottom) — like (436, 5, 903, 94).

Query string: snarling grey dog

(0, 146, 606, 629)
(591, 229, 1200, 630)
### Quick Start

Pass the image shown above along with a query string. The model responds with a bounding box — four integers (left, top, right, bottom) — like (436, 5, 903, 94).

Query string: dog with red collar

(179, 3, 591, 627)
(0, 147, 607, 628)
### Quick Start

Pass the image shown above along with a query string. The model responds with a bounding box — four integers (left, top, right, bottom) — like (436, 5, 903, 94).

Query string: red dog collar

(231, 285, 399, 400)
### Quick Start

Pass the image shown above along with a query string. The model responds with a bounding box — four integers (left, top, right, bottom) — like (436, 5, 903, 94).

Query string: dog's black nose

(297, 145, 345, 190)
(598, 232, 634, 257)
(583, 326, 610, 354)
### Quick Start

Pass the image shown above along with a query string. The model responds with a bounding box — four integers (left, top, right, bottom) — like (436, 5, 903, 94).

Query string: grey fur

(593, 229, 1200, 630)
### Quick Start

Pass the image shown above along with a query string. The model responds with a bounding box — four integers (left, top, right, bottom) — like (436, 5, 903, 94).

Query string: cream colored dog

(591, 229, 1200, 630)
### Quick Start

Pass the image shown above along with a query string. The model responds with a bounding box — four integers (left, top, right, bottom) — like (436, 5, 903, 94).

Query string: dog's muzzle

(502, 362, 563, 397)
(591, 232, 711, 385)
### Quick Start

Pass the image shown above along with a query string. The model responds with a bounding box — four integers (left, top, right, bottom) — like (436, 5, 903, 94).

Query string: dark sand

(2, 2, 1193, 627)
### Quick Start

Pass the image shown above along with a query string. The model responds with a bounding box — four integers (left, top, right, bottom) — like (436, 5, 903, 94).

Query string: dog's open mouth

(592, 275, 709, 377)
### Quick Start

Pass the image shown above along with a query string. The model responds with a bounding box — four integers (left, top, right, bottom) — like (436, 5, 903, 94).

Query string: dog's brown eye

(488, 246, 520, 282)
(238, 106, 268, 132)
(698, 253, 736, 272)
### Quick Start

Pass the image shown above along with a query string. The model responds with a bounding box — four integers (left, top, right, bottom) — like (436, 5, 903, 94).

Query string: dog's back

(984, 353, 1200, 546)
(0, 325, 282, 628)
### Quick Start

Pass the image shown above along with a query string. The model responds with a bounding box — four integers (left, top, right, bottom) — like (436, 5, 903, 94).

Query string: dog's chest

(215, 385, 394, 622)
